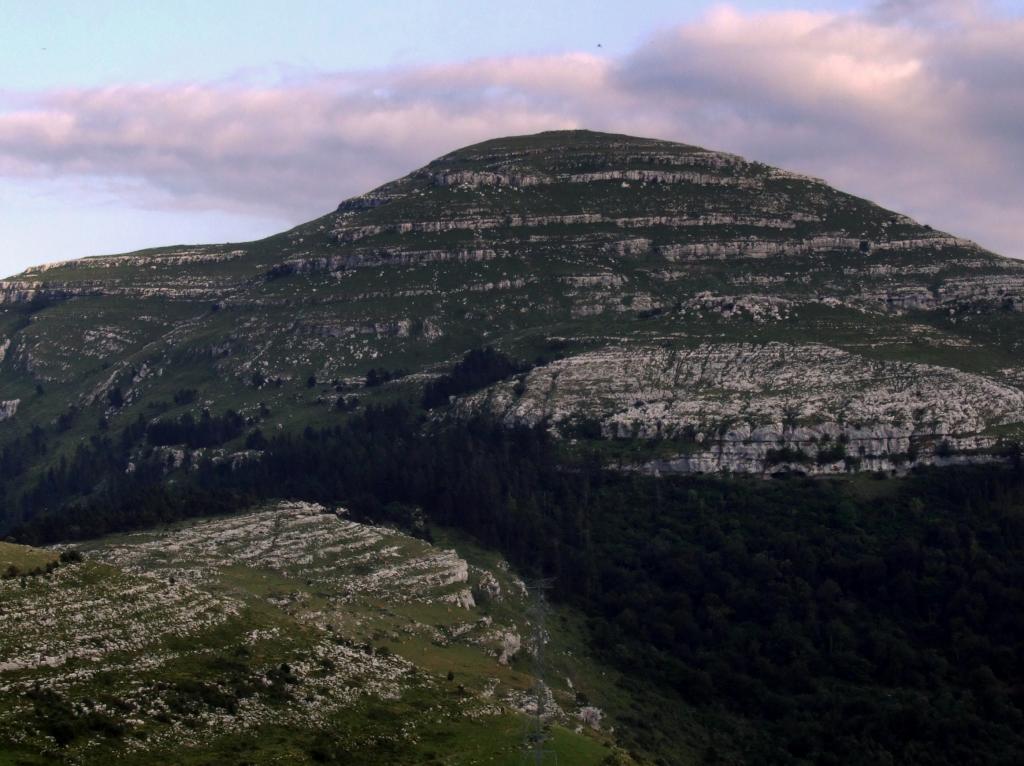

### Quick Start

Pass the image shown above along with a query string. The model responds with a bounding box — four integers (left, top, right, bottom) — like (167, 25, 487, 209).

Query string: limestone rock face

(497, 630, 521, 666)
(462, 344, 1024, 474)
(0, 399, 18, 421)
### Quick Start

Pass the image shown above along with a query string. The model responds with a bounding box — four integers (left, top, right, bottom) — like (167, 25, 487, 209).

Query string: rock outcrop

(462, 343, 1024, 474)
(0, 399, 18, 421)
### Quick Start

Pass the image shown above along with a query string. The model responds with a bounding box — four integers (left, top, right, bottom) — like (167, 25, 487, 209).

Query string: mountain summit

(1, 129, 1023, 515)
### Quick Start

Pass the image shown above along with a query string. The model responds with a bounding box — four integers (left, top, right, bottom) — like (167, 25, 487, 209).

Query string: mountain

(3, 130, 1024, 763)
(2, 130, 1022, 513)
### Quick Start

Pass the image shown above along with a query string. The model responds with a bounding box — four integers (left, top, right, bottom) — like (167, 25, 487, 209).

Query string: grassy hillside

(0, 502, 635, 765)
(0, 541, 57, 576)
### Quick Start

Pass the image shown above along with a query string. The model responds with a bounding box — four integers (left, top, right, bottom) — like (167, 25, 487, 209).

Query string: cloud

(871, 0, 988, 25)
(0, 60, 599, 220)
(608, 2, 1024, 256)
(0, 1, 1021, 259)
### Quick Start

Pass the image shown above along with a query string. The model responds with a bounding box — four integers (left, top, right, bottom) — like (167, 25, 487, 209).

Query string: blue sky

(2, 1, 863, 90)
(1, 0, 1022, 274)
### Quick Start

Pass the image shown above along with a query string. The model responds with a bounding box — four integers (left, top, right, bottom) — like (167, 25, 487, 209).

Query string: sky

(0, 0, 1021, 275)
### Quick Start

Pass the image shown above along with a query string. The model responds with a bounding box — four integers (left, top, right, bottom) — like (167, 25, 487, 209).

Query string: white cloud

(0, 2, 1020, 261)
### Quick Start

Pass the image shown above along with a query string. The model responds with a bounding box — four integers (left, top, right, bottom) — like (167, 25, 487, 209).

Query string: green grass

(63, 700, 621, 766)
(0, 541, 57, 574)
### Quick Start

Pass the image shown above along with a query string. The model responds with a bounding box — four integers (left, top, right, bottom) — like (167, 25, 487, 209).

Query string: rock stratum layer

(1, 129, 1022, 501)
(464, 344, 1023, 474)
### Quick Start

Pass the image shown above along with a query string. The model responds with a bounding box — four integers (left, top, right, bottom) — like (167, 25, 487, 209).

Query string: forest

(5, 396, 1024, 764)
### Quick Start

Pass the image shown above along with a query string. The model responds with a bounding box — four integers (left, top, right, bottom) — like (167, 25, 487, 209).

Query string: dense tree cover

(7, 405, 1024, 764)
(0, 409, 245, 528)
(421, 347, 528, 408)
(146, 409, 246, 448)
(0, 425, 48, 483)
(173, 388, 198, 406)
(363, 367, 409, 387)
(585, 472, 1024, 764)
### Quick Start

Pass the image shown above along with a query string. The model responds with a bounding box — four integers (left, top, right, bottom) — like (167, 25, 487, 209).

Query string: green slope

(0, 502, 636, 765)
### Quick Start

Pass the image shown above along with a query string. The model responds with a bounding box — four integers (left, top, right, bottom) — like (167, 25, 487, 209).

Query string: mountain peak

(425, 128, 719, 176)
(439, 127, 697, 154)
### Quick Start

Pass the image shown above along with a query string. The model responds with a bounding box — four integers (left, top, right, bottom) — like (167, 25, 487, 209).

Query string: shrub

(364, 367, 408, 387)
(422, 347, 528, 408)
(816, 444, 846, 465)
(59, 548, 83, 564)
(107, 386, 124, 409)
(173, 388, 198, 406)
(766, 446, 811, 465)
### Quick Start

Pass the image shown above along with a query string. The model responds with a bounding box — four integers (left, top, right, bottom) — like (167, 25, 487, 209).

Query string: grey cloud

(0, 3, 1020, 259)
(609, 4, 1023, 256)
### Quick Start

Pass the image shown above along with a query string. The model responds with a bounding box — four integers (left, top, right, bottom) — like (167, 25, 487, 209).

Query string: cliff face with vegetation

(2, 129, 1023, 517)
